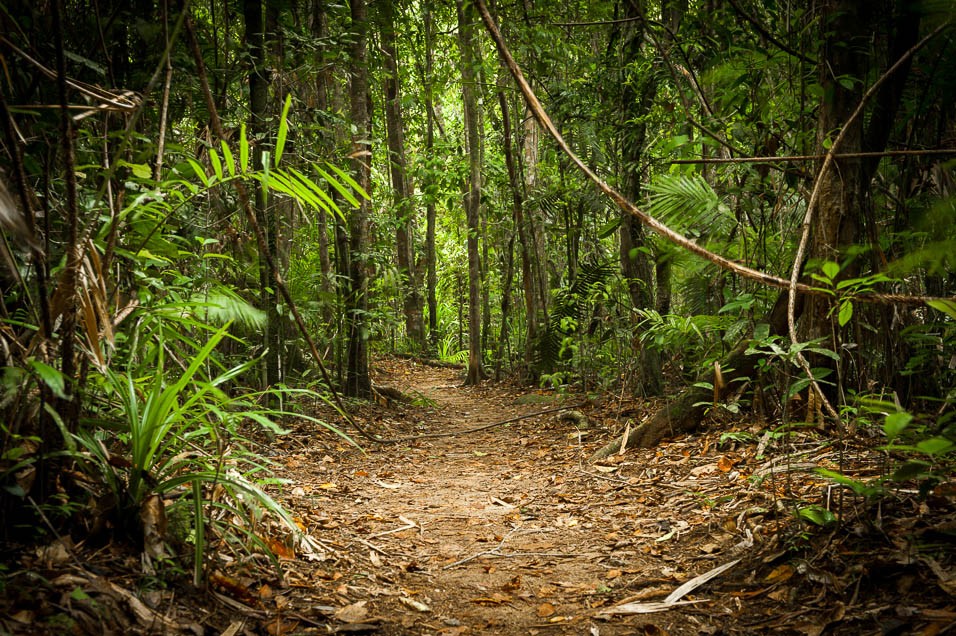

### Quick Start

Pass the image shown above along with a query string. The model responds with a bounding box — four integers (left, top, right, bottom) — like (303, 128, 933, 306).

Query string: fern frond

(646, 174, 732, 238)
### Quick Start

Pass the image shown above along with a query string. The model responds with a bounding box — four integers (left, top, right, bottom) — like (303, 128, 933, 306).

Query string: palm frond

(195, 287, 266, 329)
(646, 174, 733, 239)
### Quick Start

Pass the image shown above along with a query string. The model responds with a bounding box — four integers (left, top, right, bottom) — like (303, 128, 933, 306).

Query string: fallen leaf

(265, 618, 299, 636)
(11, 610, 33, 624)
(502, 575, 522, 591)
(210, 571, 258, 606)
(334, 600, 369, 623)
(764, 564, 794, 584)
(537, 602, 556, 617)
(717, 456, 737, 472)
(471, 592, 511, 605)
(606, 569, 622, 579)
(318, 482, 338, 490)
(266, 538, 295, 560)
(399, 596, 431, 612)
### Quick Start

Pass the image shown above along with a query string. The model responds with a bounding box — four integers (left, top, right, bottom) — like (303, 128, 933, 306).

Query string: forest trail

(260, 358, 793, 635)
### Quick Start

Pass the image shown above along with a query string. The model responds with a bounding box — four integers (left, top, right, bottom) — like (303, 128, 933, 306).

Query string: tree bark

(423, 0, 439, 350)
(243, 0, 280, 392)
(497, 69, 537, 370)
(617, 1, 663, 396)
(380, 0, 425, 352)
(345, 0, 372, 398)
(457, 0, 486, 385)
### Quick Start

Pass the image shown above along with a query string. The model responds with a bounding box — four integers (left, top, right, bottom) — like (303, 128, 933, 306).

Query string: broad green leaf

(816, 468, 877, 496)
(838, 300, 853, 326)
(209, 148, 223, 181)
(29, 360, 67, 399)
(891, 459, 931, 481)
(883, 411, 913, 441)
(220, 141, 236, 177)
(118, 160, 152, 179)
(927, 299, 956, 319)
(186, 158, 210, 187)
(797, 505, 836, 526)
(240, 123, 249, 173)
(916, 436, 954, 456)
(821, 261, 840, 281)
(275, 93, 292, 168)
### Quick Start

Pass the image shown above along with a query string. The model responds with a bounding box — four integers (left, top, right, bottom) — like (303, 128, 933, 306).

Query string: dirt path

(2, 358, 949, 634)
(262, 359, 765, 635)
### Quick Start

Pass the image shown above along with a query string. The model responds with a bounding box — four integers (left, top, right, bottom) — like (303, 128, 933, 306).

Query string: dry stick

(182, 16, 380, 445)
(786, 20, 952, 426)
(369, 403, 584, 444)
(473, 0, 955, 308)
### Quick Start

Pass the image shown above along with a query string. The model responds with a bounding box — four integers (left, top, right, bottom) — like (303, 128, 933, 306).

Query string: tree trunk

(617, 2, 663, 396)
(380, 0, 425, 352)
(457, 0, 486, 385)
(423, 0, 439, 350)
(243, 0, 279, 392)
(345, 0, 372, 398)
(497, 70, 538, 370)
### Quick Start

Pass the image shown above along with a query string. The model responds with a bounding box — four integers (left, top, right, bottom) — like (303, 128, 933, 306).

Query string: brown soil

(2, 357, 954, 634)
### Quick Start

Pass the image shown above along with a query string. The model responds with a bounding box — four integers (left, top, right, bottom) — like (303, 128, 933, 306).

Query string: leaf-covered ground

(2, 357, 954, 634)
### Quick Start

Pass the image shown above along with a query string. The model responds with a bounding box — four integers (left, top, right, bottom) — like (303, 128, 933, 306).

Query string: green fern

(646, 174, 733, 239)
(535, 261, 615, 371)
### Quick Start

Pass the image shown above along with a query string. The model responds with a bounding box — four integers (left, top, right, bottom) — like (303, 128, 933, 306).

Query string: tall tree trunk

(243, 0, 279, 391)
(345, 0, 372, 398)
(618, 1, 663, 396)
(802, 0, 920, 400)
(457, 0, 486, 385)
(801, 0, 868, 401)
(380, 0, 425, 352)
(423, 0, 439, 349)
(497, 70, 538, 371)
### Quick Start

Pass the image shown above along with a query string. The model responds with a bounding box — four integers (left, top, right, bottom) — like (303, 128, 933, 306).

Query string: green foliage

(535, 261, 615, 373)
(645, 174, 734, 240)
(69, 315, 355, 582)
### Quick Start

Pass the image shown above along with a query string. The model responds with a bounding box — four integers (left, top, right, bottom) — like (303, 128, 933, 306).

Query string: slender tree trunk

(457, 0, 486, 385)
(495, 232, 516, 379)
(243, 0, 279, 391)
(496, 71, 538, 370)
(423, 0, 439, 349)
(345, 0, 372, 398)
(380, 0, 425, 352)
